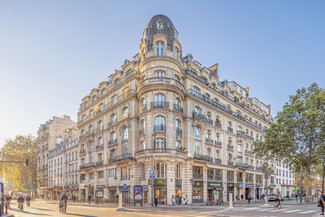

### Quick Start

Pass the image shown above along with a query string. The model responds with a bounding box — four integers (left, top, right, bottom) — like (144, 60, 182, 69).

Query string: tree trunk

(322, 160, 325, 193)
(305, 160, 311, 203)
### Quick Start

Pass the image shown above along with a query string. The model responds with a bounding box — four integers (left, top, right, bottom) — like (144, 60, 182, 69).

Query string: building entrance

(154, 188, 167, 204)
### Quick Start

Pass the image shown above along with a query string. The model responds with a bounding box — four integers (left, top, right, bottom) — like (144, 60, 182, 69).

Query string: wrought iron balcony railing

(150, 101, 169, 109)
(154, 124, 166, 133)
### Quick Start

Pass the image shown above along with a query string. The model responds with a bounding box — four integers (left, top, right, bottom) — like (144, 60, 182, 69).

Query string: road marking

(244, 207, 260, 210)
(284, 209, 302, 213)
(299, 210, 316, 214)
(257, 208, 271, 212)
(269, 208, 288, 212)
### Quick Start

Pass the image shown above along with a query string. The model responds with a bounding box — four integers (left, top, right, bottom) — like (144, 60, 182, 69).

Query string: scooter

(59, 201, 67, 214)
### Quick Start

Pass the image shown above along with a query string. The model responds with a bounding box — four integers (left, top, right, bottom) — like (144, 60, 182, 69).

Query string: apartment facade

(276, 160, 296, 197)
(76, 14, 274, 205)
(36, 115, 77, 199)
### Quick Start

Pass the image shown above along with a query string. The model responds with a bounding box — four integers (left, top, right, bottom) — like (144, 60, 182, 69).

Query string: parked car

(268, 194, 284, 201)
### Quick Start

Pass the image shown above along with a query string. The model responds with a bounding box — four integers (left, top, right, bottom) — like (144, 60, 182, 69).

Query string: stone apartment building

(76, 14, 275, 205)
(275, 160, 296, 197)
(36, 115, 76, 199)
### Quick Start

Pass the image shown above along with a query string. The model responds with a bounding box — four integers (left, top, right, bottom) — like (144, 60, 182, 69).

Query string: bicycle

(273, 200, 281, 209)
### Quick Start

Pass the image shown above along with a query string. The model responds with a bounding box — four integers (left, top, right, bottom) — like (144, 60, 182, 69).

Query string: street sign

(123, 184, 127, 189)
(149, 170, 155, 179)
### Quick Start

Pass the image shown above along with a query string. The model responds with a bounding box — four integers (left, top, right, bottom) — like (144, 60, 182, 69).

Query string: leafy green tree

(0, 135, 37, 191)
(254, 83, 325, 202)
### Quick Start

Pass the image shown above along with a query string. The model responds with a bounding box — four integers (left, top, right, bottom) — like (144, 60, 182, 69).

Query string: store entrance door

(154, 188, 167, 204)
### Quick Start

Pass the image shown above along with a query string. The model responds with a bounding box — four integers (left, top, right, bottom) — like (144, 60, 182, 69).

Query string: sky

(0, 0, 324, 147)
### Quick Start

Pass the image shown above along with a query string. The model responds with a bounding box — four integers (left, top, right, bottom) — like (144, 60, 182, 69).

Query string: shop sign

(119, 186, 130, 191)
(193, 181, 203, 188)
(148, 180, 152, 185)
(208, 182, 223, 188)
(154, 179, 167, 186)
(235, 183, 244, 188)
(142, 186, 149, 191)
(227, 183, 234, 188)
(256, 184, 261, 188)
(86, 185, 93, 189)
(109, 187, 117, 191)
(79, 184, 85, 189)
(245, 184, 254, 188)
(175, 179, 182, 186)
(96, 185, 105, 189)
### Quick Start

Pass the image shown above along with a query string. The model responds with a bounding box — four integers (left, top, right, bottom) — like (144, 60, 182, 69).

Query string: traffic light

(25, 159, 29, 166)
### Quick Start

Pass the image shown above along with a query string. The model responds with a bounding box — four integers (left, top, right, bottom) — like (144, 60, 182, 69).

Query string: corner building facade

(77, 15, 274, 205)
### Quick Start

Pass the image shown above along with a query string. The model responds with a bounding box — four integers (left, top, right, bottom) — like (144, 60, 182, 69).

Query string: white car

(268, 194, 276, 201)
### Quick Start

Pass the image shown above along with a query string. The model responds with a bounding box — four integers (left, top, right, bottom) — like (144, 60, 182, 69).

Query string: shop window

(176, 164, 181, 179)
(193, 166, 203, 179)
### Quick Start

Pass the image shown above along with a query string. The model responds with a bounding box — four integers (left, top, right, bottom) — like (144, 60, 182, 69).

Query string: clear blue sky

(0, 0, 324, 146)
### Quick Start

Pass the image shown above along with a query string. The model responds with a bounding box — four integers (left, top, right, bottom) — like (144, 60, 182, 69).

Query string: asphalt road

(6, 200, 321, 217)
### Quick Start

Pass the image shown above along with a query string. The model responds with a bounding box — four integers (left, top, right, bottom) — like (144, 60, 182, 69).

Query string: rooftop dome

(144, 14, 178, 51)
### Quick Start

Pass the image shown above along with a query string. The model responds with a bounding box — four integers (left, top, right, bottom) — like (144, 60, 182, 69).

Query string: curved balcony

(137, 77, 185, 93)
(135, 148, 187, 159)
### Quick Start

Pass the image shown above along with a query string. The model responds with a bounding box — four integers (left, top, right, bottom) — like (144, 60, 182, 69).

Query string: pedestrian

(164, 195, 167, 204)
(248, 194, 251, 204)
(171, 195, 175, 206)
(317, 191, 325, 215)
(179, 195, 182, 206)
(241, 194, 243, 200)
(154, 195, 158, 207)
(88, 194, 91, 205)
(184, 195, 188, 207)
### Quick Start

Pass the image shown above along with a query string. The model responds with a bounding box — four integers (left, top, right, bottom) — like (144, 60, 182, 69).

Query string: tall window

(141, 140, 146, 150)
(98, 137, 103, 146)
(175, 98, 180, 106)
(193, 86, 200, 97)
(175, 47, 179, 60)
(155, 138, 166, 149)
(122, 107, 128, 114)
(97, 153, 102, 162)
(123, 142, 128, 155)
(111, 131, 116, 141)
(175, 119, 181, 130)
(176, 164, 181, 179)
(110, 150, 116, 160)
(194, 126, 201, 139)
(176, 140, 181, 150)
(155, 71, 165, 77)
(111, 113, 116, 124)
(194, 142, 201, 154)
(112, 95, 117, 104)
(155, 94, 165, 102)
(121, 167, 130, 180)
(123, 127, 128, 140)
(194, 106, 201, 114)
(155, 116, 165, 126)
(98, 121, 103, 130)
(141, 119, 146, 130)
(155, 162, 166, 178)
(156, 42, 164, 56)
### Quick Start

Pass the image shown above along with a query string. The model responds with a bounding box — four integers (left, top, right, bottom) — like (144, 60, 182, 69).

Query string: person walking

(171, 195, 175, 206)
(178, 195, 182, 206)
(247, 193, 251, 204)
(88, 194, 92, 205)
(154, 195, 158, 207)
(318, 191, 325, 215)
(164, 195, 167, 204)
(184, 195, 188, 207)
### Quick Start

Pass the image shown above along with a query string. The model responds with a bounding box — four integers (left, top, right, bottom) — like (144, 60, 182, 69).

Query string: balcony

(237, 130, 245, 137)
(245, 134, 254, 141)
(245, 150, 254, 156)
(215, 141, 222, 147)
(256, 167, 262, 171)
(205, 138, 214, 144)
(215, 122, 222, 129)
(139, 104, 147, 112)
(109, 153, 134, 163)
(154, 124, 166, 133)
(193, 153, 213, 162)
(235, 162, 249, 169)
(107, 121, 116, 128)
(228, 161, 234, 166)
(135, 148, 187, 159)
(227, 177, 234, 182)
(173, 104, 183, 113)
(138, 77, 185, 93)
(227, 127, 233, 133)
(139, 129, 145, 136)
(176, 128, 182, 137)
(96, 161, 103, 167)
(247, 165, 254, 170)
(95, 127, 104, 134)
(192, 112, 213, 125)
(151, 101, 169, 109)
(215, 158, 222, 165)
(96, 144, 104, 151)
(117, 112, 129, 122)
(80, 162, 96, 170)
(108, 139, 117, 146)
(227, 144, 234, 150)
(79, 149, 86, 155)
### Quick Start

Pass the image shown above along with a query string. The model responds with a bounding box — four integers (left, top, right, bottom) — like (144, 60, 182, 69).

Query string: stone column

(223, 169, 227, 201)
(167, 162, 176, 205)
(203, 166, 207, 202)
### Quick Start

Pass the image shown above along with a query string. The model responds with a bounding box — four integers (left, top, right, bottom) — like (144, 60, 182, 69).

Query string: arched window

(194, 106, 201, 114)
(207, 111, 211, 120)
(141, 140, 146, 150)
(141, 119, 146, 131)
(175, 119, 181, 130)
(194, 126, 201, 140)
(156, 42, 164, 56)
(89, 125, 93, 133)
(206, 130, 211, 139)
(123, 127, 128, 140)
(174, 75, 180, 81)
(111, 114, 116, 124)
(111, 95, 117, 104)
(111, 131, 116, 141)
(155, 116, 166, 132)
(101, 89, 106, 96)
(122, 107, 128, 114)
(175, 98, 181, 106)
(97, 120, 103, 130)
(92, 95, 97, 102)
(98, 137, 103, 146)
(99, 103, 104, 111)
(81, 129, 85, 136)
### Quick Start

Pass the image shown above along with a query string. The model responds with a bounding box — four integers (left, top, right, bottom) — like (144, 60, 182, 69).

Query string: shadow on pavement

(66, 214, 96, 217)
(32, 207, 54, 212)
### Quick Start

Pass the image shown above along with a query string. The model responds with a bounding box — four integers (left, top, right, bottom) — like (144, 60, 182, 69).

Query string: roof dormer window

(156, 20, 163, 29)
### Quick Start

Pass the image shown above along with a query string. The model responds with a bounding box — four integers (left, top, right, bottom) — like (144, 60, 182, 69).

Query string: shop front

(175, 179, 182, 197)
(86, 185, 94, 199)
(255, 184, 262, 199)
(207, 182, 223, 200)
(227, 183, 234, 201)
(95, 185, 105, 200)
(119, 185, 130, 204)
(235, 183, 244, 200)
(192, 181, 203, 203)
(108, 187, 118, 202)
(154, 179, 167, 204)
(245, 183, 254, 200)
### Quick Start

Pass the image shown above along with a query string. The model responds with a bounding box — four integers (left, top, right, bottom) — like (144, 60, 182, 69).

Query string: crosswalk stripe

(284, 209, 302, 213)
(244, 207, 260, 210)
(257, 208, 271, 211)
(299, 210, 316, 214)
(269, 208, 288, 212)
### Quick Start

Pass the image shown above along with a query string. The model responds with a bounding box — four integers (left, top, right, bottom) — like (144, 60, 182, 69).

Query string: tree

(254, 83, 325, 202)
(0, 135, 37, 191)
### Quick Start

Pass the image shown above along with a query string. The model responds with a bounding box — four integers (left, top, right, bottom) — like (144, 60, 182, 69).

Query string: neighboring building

(36, 115, 76, 199)
(276, 160, 296, 197)
(64, 139, 79, 199)
(76, 14, 274, 205)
